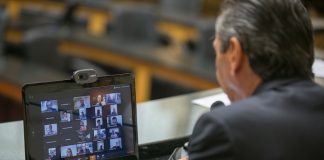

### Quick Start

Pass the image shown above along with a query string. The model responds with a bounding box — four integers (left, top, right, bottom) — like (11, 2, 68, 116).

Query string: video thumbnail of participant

(94, 129, 106, 141)
(95, 118, 103, 129)
(110, 138, 122, 150)
(41, 100, 58, 113)
(106, 93, 121, 104)
(109, 128, 120, 139)
(74, 96, 91, 110)
(60, 111, 72, 122)
(97, 141, 105, 152)
(78, 132, 91, 142)
(77, 142, 93, 155)
(95, 106, 102, 118)
(77, 143, 86, 155)
(79, 108, 87, 120)
(61, 145, 77, 158)
(47, 147, 57, 160)
(110, 104, 118, 116)
(44, 124, 58, 137)
(80, 120, 87, 132)
(85, 142, 94, 154)
(96, 154, 105, 160)
(93, 94, 106, 107)
(107, 115, 123, 127)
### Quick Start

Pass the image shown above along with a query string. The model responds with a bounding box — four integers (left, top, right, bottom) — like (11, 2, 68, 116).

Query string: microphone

(210, 101, 225, 112)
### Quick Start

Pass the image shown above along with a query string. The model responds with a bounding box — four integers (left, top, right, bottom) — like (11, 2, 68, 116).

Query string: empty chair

(59, 0, 81, 27)
(23, 26, 69, 71)
(189, 20, 215, 65)
(159, 0, 203, 16)
(110, 4, 158, 44)
(22, 26, 107, 75)
(0, 8, 8, 56)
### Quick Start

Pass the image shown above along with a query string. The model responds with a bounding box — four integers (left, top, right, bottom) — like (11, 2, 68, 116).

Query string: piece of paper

(192, 92, 231, 108)
(313, 59, 324, 78)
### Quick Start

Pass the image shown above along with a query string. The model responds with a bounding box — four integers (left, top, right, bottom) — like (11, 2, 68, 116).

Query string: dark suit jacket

(188, 79, 324, 160)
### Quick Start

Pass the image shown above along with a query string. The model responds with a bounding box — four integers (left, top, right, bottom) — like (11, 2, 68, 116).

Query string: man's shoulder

(210, 94, 265, 114)
(205, 80, 324, 124)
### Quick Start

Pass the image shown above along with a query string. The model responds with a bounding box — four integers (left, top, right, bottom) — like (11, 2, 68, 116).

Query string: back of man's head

(216, 0, 314, 81)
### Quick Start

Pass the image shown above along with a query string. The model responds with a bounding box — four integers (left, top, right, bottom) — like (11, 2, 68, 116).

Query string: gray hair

(216, 0, 314, 81)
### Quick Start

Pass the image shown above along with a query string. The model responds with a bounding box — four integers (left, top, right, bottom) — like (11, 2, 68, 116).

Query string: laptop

(22, 71, 138, 160)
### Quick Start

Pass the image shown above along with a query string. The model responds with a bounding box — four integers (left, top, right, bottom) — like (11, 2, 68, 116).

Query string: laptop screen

(23, 74, 138, 160)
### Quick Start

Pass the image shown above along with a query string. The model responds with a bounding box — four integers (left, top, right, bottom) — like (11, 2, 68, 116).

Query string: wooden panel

(87, 12, 109, 36)
(59, 41, 153, 102)
(0, 80, 21, 102)
(151, 65, 217, 90)
(315, 33, 324, 49)
(22, 1, 65, 12)
(157, 21, 199, 43)
(59, 41, 218, 102)
(5, 28, 23, 44)
(58, 41, 146, 69)
(201, 0, 222, 17)
(7, 1, 21, 21)
(135, 66, 151, 102)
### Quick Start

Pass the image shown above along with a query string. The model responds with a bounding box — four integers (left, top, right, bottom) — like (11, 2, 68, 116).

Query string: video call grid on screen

(30, 85, 135, 160)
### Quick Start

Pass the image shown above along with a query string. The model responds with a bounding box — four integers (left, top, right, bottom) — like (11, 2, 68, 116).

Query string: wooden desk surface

(57, 29, 218, 102)
(0, 89, 220, 159)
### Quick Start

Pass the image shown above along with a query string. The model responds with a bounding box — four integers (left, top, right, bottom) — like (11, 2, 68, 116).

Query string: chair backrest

(195, 20, 215, 63)
(110, 4, 158, 43)
(0, 8, 8, 55)
(23, 26, 69, 71)
(24, 25, 110, 76)
(159, 0, 203, 16)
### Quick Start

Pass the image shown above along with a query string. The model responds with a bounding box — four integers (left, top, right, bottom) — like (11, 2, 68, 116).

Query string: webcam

(72, 69, 98, 84)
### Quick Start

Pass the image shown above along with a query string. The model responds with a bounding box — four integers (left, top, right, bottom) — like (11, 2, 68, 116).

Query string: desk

(1, 0, 220, 102)
(0, 0, 223, 103)
(0, 89, 220, 159)
(2, 26, 218, 103)
(58, 28, 217, 101)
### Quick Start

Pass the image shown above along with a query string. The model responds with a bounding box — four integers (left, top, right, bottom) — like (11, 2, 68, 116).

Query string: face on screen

(27, 84, 136, 160)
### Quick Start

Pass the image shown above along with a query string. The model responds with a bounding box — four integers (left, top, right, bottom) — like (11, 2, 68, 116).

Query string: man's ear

(228, 37, 244, 76)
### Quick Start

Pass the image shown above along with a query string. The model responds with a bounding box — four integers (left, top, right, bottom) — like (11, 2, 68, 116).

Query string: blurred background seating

(110, 4, 158, 44)
(159, 0, 202, 17)
(0, 0, 323, 123)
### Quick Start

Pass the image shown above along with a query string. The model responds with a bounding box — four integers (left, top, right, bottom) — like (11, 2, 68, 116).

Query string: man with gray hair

(184, 0, 324, 159)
